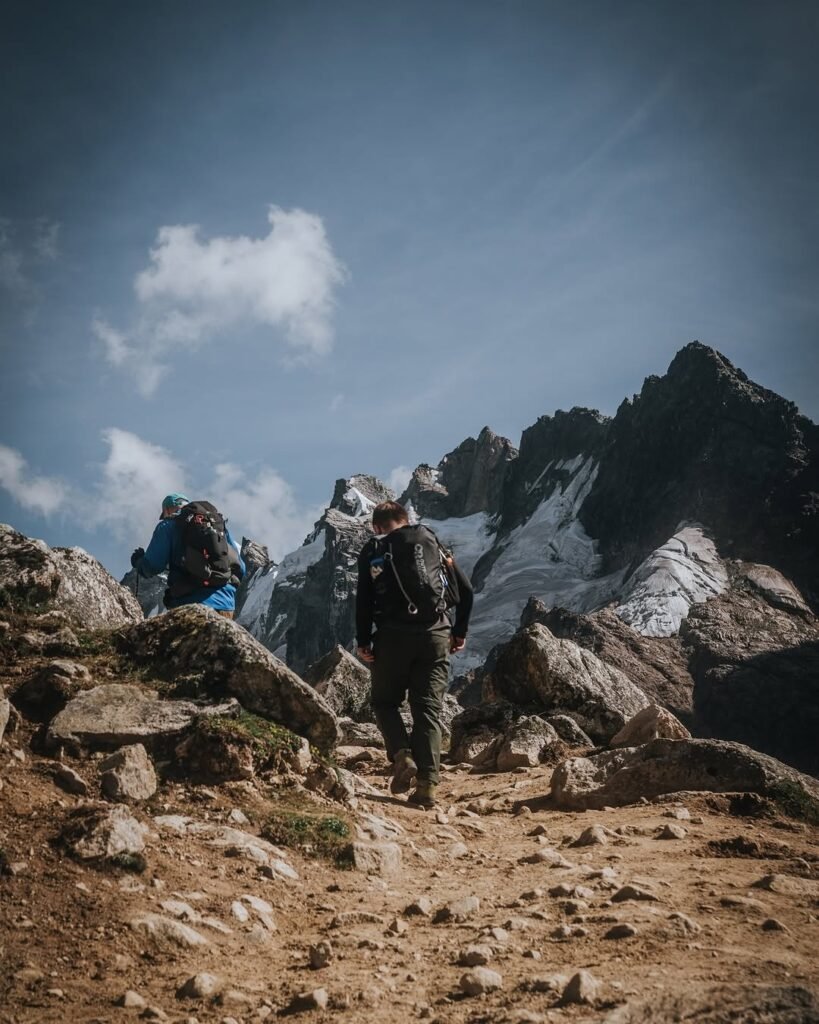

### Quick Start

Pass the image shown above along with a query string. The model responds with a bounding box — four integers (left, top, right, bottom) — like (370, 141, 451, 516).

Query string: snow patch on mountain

(459, 457, 625, 672)
(238, 528, 325, 637)
(424, 511, 494, 578)
(615, 524, 728, 637)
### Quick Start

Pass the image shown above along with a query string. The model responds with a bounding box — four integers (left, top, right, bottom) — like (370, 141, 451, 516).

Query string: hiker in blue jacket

(131, 493, 245, 617)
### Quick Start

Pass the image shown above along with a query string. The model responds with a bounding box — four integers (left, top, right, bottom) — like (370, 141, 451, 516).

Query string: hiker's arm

(138, 522, 171, 578)
(355, 546, 374, 654)
(451, 561, 474, 641)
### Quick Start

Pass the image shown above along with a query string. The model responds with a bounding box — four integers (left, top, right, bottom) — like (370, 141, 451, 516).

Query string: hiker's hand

(130, 547, 145, 568)
(450, 635, 466, 654)
(357, 645, 375, 664)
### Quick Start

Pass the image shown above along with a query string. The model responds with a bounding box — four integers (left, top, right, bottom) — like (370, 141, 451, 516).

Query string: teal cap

(161, 493, 189, 510)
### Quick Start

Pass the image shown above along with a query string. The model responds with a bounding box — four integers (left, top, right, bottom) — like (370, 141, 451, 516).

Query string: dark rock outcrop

(118, 605, 340, 751)
(550, 738, 819, 811)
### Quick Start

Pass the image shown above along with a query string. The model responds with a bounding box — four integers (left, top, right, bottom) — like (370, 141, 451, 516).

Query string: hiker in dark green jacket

(356, 500, 473, 808)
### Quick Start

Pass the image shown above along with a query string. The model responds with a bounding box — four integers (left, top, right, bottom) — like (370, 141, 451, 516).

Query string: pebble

(551, 923, 588, 940)
(459, 967, 503, 995)
(228, 809, 249, 825)
(178, 973, 223, 999)
(309, 941, 333, 969)
(657, 823, 687, 840)
(449, 842, 469, 859)
(140, 1008, 168, 1021)
(605, 923, 638, 939)
(388, 918, 408, 935)
(664, 807, 690, 820)
(523, 949, 542, 960)
(561, 969, 601, 1005)
(54, 765, 89, 796)
(118, 990, 147, 1008)
(457, 944, 494, 967)
(571, 824, 610, 847)
(288, 988, 329, 1012)
(433, 895, 480, 923)
(404, 896, 433, 917)
(612, 885, 659, 903)
(668, 912, 701, 934)
(483, 926, 509, 943)
(762, 918, 789, 932)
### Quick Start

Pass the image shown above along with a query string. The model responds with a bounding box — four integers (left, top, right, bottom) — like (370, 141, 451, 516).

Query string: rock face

(304, 645, 372, 721)
(483, 623, 650, 742)
(237, 475, 393, 673)
(682, 563, 819, 773)
(119, 605, 340, 752)
(48, 683, 238, 752)
(550, 738, 819, 811)
(0, 524, 142, 627)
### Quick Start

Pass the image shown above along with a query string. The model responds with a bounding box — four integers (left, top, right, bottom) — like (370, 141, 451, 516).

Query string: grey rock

(657, 823, 687, 840)
(550, 738, 819, 811)
(130, 914, 209, 948)
(119, 605, 340, 752)
(305, 645, 373, 721)
(100, 743, 157, 802)
(54, 764, 89, 796)
(570, 824, 611, 847)
(546, 714, 593, 746)
(496, 716, 561, 771)
(338, 719, 384, 747)
(13, 660, 91, 721)
(610, 704, 691, 748)
(351, 841, 402, 876)
(562, 969, 601, 1005)
(605, 923, 638, 939)
(761, 918, 789, 932)
(309, 941, 333, 969)
(330, 911, 384, 928)
(118, 991, 147, 1008)
(60, 802, 146, 865)
(434, 895, 480, 923)
(457, 945, 494, 967)
(459, 966, 503, 996)
(612, 885, 659, 903)
(668, 912, 701, 934)
(288, 988, 328, 1012)
(404, 896, 433, 917)
(177, 973, 223, 998)
(483, 624, 650, 743)
(48, 683, 237, 753)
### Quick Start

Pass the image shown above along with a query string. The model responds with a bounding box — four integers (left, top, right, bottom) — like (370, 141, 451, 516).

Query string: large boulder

(610, 705, 691, 748)
(449, 701, 564, 770)
(304, 645, 373, 721)
(483, 623, 650, 742)
(550, 738, 819, 812)
(0, 524, 142, 627)
(47, 683, 238, 753)
(118, 606, 340, 752)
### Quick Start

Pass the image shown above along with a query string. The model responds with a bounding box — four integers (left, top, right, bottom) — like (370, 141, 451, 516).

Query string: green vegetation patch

(197, 710, 303, 770)
(768, 781, 819, 826)
(261, 804, 353, 867)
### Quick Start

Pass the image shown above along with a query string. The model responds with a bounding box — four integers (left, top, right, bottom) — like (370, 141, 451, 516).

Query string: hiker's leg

(370, 629, 412, 762)
(407, 632, 450, 785)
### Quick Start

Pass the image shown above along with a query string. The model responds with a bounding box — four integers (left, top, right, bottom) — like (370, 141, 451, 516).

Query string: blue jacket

(137, 514, 245, 612)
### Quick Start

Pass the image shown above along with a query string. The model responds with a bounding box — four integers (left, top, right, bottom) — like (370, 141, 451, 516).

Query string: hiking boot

(407, 780, 437, 809)
(390, 748, 418, 795)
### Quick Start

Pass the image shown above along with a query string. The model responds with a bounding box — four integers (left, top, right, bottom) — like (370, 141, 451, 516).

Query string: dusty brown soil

(1, 726, 818, 1024)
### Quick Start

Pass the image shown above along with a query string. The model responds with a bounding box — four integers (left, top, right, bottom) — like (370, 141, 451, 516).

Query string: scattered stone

(309, 941, 334, 969)
(605, 923, 638, 939)
(119, 991, 147, 1008)
(54, 764, 89, 796)
(458, 945, 494, 967)
(287, 989, 329, 1013)
(720, 895, 766, 911)
(178, 974, 223, 999)
(570, 824, 610, 847)
(610, 704, 691, 747)
(657, 823, 687, 840)
(561, 969, 601, 1005)
(352, 841, 402, 876)
(130, 914, 209, 948)
(231, 901, 250, 923)
(140, 1007, 168, 1021)
(612, 884, 659, 903)
(664, 806, 690, 820)
(668, 912, 701, 934)
(459, 967, 503, 996)
(100, 743, 157, 802)
(228, 808, 249, 825)
(752, 873, 819, 898)
(60, 802, 146, 866)
(433, 896, 480, 923)
(330, 911, 384, 928)
(521, 847, 575, 868)
(449, 842, 469, 859)
(761, 918, 789, 932)
(551, 923, 588, 940)
(404, 896, 433, 917)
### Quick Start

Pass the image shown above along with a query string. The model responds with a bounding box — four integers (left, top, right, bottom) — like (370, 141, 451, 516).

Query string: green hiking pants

(370, 626, 450, 786)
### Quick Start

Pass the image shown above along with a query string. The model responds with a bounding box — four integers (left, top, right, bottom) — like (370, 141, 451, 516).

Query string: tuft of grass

(768, 781, 819, 826)
(197, 711, 303, 771)
(261, 805, 353, 867)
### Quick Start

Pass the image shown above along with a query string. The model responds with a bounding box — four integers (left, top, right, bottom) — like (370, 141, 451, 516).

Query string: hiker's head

(160, 493, 189, 519)
(372, 500, 409, 536)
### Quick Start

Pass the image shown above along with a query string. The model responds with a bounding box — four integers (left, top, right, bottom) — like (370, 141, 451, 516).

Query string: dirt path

(2, 741, 818, 1024)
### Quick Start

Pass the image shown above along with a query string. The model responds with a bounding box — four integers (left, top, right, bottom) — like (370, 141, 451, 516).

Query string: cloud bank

(94, 206, 346, 397)
(0, 444, 68, 516)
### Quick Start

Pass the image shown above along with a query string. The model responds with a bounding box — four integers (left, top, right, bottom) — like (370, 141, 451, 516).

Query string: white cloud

(0, 443, 68, 516)
(89, 428, 188, 544)
(209, 462, 321, 561)
(387, 464, 412, 496)
(95, 205, 346, 397)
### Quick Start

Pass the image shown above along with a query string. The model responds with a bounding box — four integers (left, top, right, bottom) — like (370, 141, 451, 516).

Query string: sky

(2, 0, 818, 575)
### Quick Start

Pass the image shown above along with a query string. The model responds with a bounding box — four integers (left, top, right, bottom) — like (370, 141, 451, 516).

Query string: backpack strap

(384, 543, 419, 617)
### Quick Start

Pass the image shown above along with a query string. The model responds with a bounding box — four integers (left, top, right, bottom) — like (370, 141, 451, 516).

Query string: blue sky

(2, 0, 817, 574)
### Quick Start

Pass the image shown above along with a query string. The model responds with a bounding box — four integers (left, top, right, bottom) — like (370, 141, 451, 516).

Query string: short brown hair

(372, 501, 409, 529)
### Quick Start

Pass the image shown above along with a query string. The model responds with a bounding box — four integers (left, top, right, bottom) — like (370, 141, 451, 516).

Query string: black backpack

(168, 501, 239, 597)
(370, 524, 460, 624)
